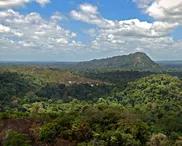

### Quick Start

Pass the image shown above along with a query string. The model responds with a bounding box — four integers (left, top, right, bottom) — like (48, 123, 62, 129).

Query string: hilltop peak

(77, 52, 161, 72)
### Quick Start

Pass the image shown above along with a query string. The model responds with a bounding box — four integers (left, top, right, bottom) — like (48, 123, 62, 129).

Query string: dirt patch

(0, 118, 44, 146)
(0, 118, 72, 146)
(133, 56, 144, 67)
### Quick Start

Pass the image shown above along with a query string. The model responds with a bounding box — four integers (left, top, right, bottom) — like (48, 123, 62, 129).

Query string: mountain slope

(77, 52, 161, 71)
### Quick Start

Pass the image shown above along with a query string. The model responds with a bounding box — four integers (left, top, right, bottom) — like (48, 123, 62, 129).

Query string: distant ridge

(157, 60, 182, 69)
(0, 52, 162, 72)
(76, 52, 161, 72)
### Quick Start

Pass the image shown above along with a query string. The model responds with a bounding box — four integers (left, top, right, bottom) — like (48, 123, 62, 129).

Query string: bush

(0, 112, 8, 119)
(40, 122, 60, 142)
(72, 121, 93, 142)
(3, 131, 31, 146)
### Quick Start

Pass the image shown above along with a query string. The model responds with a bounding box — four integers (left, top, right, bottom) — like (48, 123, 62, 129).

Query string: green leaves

(3, 131, 31, 146)
(120, 74, 182, 108)
(40, 122, 60, 142)
(72, 121, 93, 142)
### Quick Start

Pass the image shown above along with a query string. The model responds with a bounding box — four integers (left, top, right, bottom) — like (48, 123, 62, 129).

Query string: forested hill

(0, 66, 106, 85)
(76, 52, 161, 72)
(118, 74, 182, 107)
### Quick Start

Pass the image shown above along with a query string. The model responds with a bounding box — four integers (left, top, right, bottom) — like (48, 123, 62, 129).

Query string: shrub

(72, 121, 93, 142)
(40, 122, 60, 142)
(3, 131, 31, 146)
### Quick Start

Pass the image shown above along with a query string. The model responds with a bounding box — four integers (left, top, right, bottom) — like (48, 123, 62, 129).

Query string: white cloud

(70, 4, 108, 28)
(147, 0, 182, 22)
(0, 24, 24, 37)
(0, 0, 50, 8)
(83, 28, 97, 38)
(71, 32, 77, 38)
(90, 33, 182, 60)
(0, 24, 11, 33)
(50, 12, 68, 22)
(136, 47, 144, 52)
(69, 3, 182, 60)
(79, 3, 98, 14)
(70, 3, 177, 38)
(134, 0, 182, 24)
(35, 0, 50, 7)
(0, 9, 84, 56)
(133, 0, 154, 8)
(56, 38, 68, 44)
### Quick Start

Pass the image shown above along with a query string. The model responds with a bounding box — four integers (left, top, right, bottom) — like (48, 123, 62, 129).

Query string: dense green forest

(0, 71, 112, 111)
(0, 57, 182, 146)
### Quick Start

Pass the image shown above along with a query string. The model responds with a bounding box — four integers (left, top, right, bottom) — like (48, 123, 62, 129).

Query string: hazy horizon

(0, 53, 182, 62)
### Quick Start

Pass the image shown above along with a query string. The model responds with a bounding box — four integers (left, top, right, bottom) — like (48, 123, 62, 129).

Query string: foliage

(0, 66, 104, 85)
(72, 121, 93, 142)
(119, 74, 182, 107)
(148, 133, 169, 146)
(175, 136, 182, 146)
(0, 71, 42, 110)
(40, 122, 60, 142)
(0, 66, 182, 145)
(0, 71, 112, 111)
(37, 83, 112, 101)
(117, 74, 182, 139)
(3, 131, 31, 146)
(82, 70, 153, 90)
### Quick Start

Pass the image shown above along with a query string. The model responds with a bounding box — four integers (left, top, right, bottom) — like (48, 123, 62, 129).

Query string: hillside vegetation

(0, 70, 182, 145)
(0, 66, 106, 85)
(119, 74, 182, 107)
(0, 55, 182, 146)
(76, 52, 161, 72)
(0, 71, 112, 111)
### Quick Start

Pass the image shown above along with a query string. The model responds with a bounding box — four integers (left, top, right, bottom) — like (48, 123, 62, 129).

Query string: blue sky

(0, 0, 182, 61)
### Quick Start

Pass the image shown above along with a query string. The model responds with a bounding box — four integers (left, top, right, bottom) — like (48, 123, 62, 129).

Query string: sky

(0, 0, 182, 61)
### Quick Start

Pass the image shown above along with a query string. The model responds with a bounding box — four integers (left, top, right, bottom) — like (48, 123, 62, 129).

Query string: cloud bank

(0, 0, 182, 61)
(69, 2, 182, 60)
(0, 0, 50, 8)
